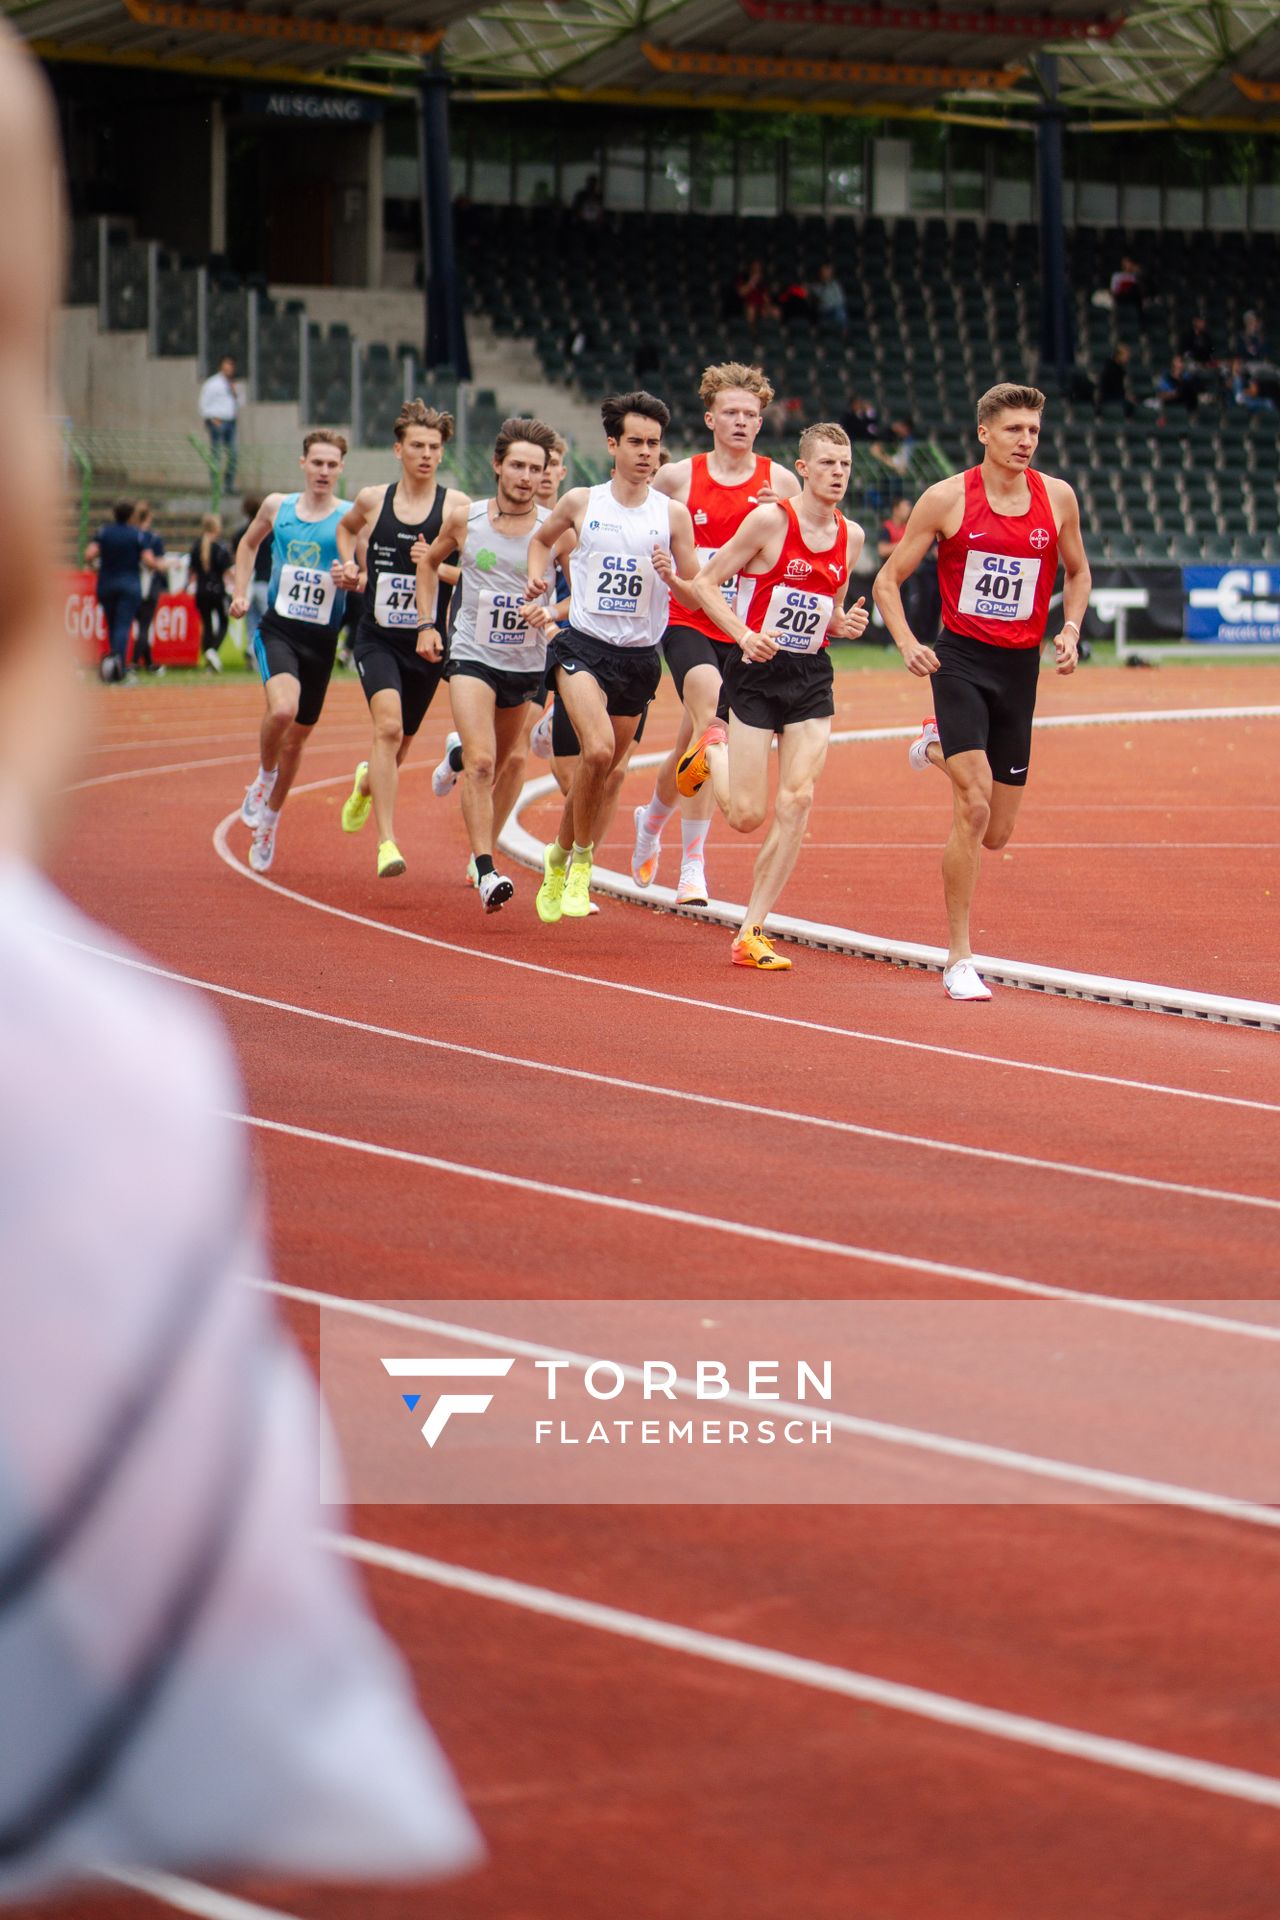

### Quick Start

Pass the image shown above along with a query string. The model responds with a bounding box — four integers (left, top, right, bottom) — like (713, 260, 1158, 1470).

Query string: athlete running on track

(676, 423, 868, 971)
(526, 391, 701, 924)
(873, 382, 1090, 1001)
(416, 417, 571, 914)
(631, 363, 799, 907)
(335, 401, 461, 879)
(230, 430, 350, 873)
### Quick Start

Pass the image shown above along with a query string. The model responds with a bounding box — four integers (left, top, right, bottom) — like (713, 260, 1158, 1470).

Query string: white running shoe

(632, 806, 663, 888)
(943, 959, 991, 1002)
(241, 773, 275, 827)
(676, 860, 709, 907)
(204, 647, 223, 674)
(432, 730, 462, 797)
(248, 816, 278, 873)
(908, 717, 941, 771)
(478, 870, 515, 913)
(530, 704, 554, 761)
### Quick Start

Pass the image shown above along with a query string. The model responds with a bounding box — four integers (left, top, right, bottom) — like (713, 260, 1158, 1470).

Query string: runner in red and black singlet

(671, 422, 868, 973)
(874, 381, 1091, 1002)
(631, 363, 800, 909)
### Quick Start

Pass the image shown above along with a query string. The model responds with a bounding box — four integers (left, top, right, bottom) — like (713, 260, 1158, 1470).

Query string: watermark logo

(381, 1357, 515, 1446)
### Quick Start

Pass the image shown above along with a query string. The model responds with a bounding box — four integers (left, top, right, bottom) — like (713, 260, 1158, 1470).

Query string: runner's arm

(763, 461, 801, 502)
(414, 496, 469, 632)
(828, 519, 869, 640)
(690, 504, 783, 657)
(872, 480, 956, 676)
(230, 494, 280, 616)
(527, 488, 585, 597)
(1050, 483, 1090, 675)
(650, 459, 691, 502)
(654, 501, 702, 610)
(336, 488, 378, 585)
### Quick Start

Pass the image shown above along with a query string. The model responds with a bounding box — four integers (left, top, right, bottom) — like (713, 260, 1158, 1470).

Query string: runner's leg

(738, 717, 830, 934)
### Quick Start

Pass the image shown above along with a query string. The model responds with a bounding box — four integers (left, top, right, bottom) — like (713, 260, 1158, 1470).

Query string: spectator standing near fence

(199, 354, 241, 492)
(132, 501, 167, 675)
(189, 513, 233, 671)
(84, 501, 162, 683)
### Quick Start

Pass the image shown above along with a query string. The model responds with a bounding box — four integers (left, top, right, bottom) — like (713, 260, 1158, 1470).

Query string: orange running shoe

(731, 925, 792, 971)
(675, 721, 727, 797)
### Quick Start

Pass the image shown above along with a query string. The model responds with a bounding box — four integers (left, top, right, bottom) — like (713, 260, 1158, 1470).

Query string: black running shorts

(547, 626, 662, 719)
(717, 649, 835, 734)
(351, 623, 445, 738)
(933, 627, 1041, 787)
(253, 612, 339, 728)
(445, 657, 546, 708)
(662, 623, 738, 702)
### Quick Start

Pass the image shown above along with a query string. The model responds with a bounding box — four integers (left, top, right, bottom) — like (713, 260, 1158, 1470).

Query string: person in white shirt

(199, 354, 241, 490)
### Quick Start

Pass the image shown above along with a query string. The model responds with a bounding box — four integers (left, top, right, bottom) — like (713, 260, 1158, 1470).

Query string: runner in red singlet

(874, 382, 1091, 1001)
(631, 363, 799, 907)
(673, 423, 867, 971)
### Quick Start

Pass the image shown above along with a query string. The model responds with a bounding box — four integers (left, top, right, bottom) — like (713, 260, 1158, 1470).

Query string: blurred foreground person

(0, 28, 481, 1904)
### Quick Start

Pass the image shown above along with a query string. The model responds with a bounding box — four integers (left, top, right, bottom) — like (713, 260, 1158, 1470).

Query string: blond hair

(977, 383, 1045, 426)
(798, 421, 851, 462)
(198, 511, 221, 572)
(303, 428, 348, 457)
(699, 362, 774, 411)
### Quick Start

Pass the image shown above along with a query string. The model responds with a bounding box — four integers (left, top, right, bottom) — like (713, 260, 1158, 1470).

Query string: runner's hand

(522, 602, 558, 632)
(416, 626, 443, 662)
(651, 545, 675, 583)
(740, 628, 778, 663)
(229, 595, 248, 621)
(830, 596, 868, 640)
(336, 559, 361, 591)
(409, 535, 429, 567)
(1054, 628, 1079, 675)
(898, 634, 940, 676)
(526, 569, 548, 598)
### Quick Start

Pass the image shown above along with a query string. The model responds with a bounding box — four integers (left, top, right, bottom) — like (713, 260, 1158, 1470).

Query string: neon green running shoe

(535, 843, 568, 923)
(341, 762, 372, 833)
(562, 851, 593, 919)
(377, 838, 406, 879)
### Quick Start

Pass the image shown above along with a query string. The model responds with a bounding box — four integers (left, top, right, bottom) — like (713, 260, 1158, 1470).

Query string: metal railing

(61, 425, 93, 565)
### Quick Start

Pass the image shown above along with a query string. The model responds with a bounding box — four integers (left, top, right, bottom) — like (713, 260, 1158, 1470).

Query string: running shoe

(535, 844, 568, 924)
(631, 806, 662, 888)
(377, 838, 406, 879)
(248, 816, 278, 874)
(530, 704, 555, 761)
(731, 925, 791, 971)
(908, 718, 941, 772)
(204, 647, 223, 674)
(675, 721, 727, 797)
(561, 851, 593, 919)
(479, 870, 515, 914)
(242, 772, 276, 828)
(676, 860, 709, 908)
(431, 730, 462, 797)
(465, 854, 479, 887)
(942, 959, 991, 1002)
(341, 762, 372, 833)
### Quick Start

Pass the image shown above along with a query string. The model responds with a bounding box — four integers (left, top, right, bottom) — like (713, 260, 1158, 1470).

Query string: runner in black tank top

(335, 401, 461, 878)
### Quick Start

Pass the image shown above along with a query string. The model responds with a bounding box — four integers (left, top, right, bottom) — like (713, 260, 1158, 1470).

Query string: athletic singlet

(568, 482, 672, 649)
(936, 466, 1059, 649)
(450, 500, 551, 675)
(361, 482, 452, 644)
(682, 451, 773, 640)
(741, 500, 847, 655)
(267, 494, 350, 635)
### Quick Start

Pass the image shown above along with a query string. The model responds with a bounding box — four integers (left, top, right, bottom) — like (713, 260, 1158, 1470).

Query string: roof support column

(209, 96, 227, 259)
(1035, 54, 1073, 396)
(416, 53, 471, 382)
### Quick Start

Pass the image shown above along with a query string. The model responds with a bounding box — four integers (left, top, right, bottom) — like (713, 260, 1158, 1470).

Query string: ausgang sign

(242, 90, 384, 124)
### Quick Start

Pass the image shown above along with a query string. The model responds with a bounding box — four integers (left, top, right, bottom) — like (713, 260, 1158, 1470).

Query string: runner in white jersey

(525, 390, 701, 923)
(416, 417, 572, 913)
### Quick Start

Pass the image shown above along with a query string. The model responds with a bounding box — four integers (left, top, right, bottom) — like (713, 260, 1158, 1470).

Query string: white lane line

(698, 842, 1280, 852)
(62, 937, 1280, 1216)
(210, 804, 1280, 1117)
(260, 1281, 1280, 1525)
(69, 737, 369, 794)
(98, 1867, 302, 1920)
(328, 1531, 1280, 1811)
(233, 1115, 1280, 1341)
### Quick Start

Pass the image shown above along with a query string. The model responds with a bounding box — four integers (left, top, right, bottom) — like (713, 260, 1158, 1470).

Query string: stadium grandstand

(24, 0, 1280, 628)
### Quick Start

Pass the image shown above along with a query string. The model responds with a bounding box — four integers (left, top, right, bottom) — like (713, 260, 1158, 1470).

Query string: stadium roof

(16, 0, 1280, 127)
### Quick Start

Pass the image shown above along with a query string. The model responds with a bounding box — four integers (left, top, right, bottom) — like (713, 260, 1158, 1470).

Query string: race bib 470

(374, 572, 418, 628)
(957, 551, 1040, 623)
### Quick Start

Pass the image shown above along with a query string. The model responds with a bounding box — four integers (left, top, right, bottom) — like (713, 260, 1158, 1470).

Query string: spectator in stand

(199, 354, 241, 492)
(1237, 310, 1269, 362)
(1180, 314, 1217, 368)
(571, 174, 604, 224)
(1230, 356, 1277, 413)
(878, 495, 912, 562)
(734, 259, 778, 331)
(778, 278, 811, 327)
(84, 500, 163, 684)
(1110, 255, 1145, 319)
(1146, 353, 1200, 420)
(232, 493, 272, 647)
(132, 501, 167, 675)
(870, 416, 917, 480)
(1098, 342, 1134, 417)
(188, 513, 233, 673)
(841, 392, 879, 442)
(811, 262, 848, 333)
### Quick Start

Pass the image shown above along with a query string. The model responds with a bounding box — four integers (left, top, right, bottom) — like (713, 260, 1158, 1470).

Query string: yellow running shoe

(341, 762, 372, 833)
(562, 851, 593, 918)
(377, 838, 406, 878)
(731, 924, 791, 971)
(675, 721, 727, 797)
(535, 843, 568, 923)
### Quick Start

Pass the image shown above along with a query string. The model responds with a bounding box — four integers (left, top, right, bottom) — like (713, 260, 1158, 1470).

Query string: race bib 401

(957, 551, 1040, 624)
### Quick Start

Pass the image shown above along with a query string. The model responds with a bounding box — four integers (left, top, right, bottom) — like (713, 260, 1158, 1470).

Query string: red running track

(42, 666, 1280, 1920)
